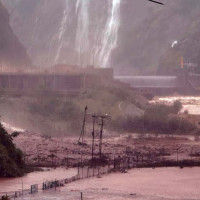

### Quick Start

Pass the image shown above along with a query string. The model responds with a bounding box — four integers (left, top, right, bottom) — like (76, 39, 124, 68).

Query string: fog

(1, 1, 200, 199)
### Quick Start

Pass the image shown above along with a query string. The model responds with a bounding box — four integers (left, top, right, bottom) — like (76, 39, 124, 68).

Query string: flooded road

(0, 168, 77, 194)
(16, 167, 200, 200)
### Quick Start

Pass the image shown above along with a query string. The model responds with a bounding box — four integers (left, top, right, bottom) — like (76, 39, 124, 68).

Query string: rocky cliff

(1, 0, 152, 71)
(2, 0, 200, 74)
(0, 1, 30, 70)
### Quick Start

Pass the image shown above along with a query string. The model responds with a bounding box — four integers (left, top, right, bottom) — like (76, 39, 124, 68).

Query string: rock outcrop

(0, 1, 30, 70)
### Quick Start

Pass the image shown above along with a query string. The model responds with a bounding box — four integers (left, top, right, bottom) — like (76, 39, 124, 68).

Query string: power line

(148, 0, 164, 5)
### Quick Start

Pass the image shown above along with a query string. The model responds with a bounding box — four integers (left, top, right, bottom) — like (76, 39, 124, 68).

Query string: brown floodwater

(0, 168, 76, 194)
(2, 96, 200, 199)
(61, 167, 200, 200)
(13, 167, 200, 200)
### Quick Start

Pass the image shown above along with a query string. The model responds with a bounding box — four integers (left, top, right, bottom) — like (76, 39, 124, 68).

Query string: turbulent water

(2, 0, 122, 68)
(96, 0, 121, 68)
(74, 0, 121, 68)
(0, 168, 76, 194)
(49, 0, 122, 68)
(12, 168, 200, 200)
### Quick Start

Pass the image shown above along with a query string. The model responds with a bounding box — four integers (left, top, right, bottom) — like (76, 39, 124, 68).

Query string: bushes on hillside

(112, 101, 196, 135)
(0, 123, 25, 177)
(28, 94, 83, 135)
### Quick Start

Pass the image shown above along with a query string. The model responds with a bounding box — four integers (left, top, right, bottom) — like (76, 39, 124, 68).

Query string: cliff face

(0, 1, 30, 70)
(115, 0, 200, 75)
(2, 0, 200, 74)
(159, 1, 200, 74)
(1, 0, 152, 71)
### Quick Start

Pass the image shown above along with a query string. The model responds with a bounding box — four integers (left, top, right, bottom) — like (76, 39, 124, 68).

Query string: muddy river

(1, 96, 200, 199)
(16, 167, 200, 200)
(0, 168, 77, 194)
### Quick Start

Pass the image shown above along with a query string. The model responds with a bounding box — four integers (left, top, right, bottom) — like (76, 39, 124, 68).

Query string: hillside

(159, 1, 200, 74)
(0, 83, 147, 136)
(0, 1, 30, 70)
(115, 0, 200, 75)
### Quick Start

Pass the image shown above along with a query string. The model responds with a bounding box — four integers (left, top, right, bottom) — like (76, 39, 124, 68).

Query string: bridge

(115, 74, 198, 95)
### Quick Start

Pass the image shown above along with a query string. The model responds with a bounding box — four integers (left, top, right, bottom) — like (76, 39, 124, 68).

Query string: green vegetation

(0, 195, 9, 200)
(26, 84, 146, 136)
(0, 122, 25, 177)
(112, 101, 197, 135)
(1, 84, 197, 136)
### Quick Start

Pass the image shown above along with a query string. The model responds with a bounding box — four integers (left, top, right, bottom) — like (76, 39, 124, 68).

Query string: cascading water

(55, 0, 70, 63)
(75, 0, 121, 68)
(97, 0, 121, 68)
(2, 0, 121, 68)
(75, 0, 90, 67)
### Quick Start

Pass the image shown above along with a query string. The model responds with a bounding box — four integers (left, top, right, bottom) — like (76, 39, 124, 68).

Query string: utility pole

(176, 146, 181, 163)
(99, 116, 105, 159)
(78, 106, 88, 144)
(91, 114, 97, 160)
(21, 178, 24, 195)
(80, 192, 83, 200)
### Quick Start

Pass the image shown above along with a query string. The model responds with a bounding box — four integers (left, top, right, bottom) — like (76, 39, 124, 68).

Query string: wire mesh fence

(0, 164, 114, 200)
(1, 154, 190, 199)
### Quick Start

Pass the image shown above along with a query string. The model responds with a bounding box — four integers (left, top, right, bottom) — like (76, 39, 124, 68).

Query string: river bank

(11, 130, 200, 168)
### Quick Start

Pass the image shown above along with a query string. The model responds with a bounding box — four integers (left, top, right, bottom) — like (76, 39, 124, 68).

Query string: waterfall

(2, 0, 122, 68)
(54, 0, 121, 68)
(55, 0, 70, 63)
(75, 0, 90, 67)
(97, 0, 121, 68)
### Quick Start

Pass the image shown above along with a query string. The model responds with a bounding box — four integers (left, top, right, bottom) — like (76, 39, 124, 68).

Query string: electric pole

(78, 106, 88, 144)
(91, 114, 96, 160)
(99, 116, 105, 159)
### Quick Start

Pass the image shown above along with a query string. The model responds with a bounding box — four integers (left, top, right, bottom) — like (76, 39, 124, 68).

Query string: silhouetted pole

(92, 114, 96, 160)
(99, 116, 105, 159)
(78, 106, 88, 144)
(176, 147, 181, 163)
(191, 146, 194, 161)
(21, 178, 23, 195)
(80, 192, 83, 200)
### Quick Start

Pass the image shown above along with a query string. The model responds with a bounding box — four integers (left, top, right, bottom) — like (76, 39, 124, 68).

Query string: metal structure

(91, 114, 97, 159)
(99, 116, 106, 159)
(78, 106, 88, 144)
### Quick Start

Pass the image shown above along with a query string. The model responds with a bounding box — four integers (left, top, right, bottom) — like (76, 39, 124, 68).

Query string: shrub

(0, 123, 25, 177)
(111, 102, 196, 135)
(1, 195, 9, 200)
